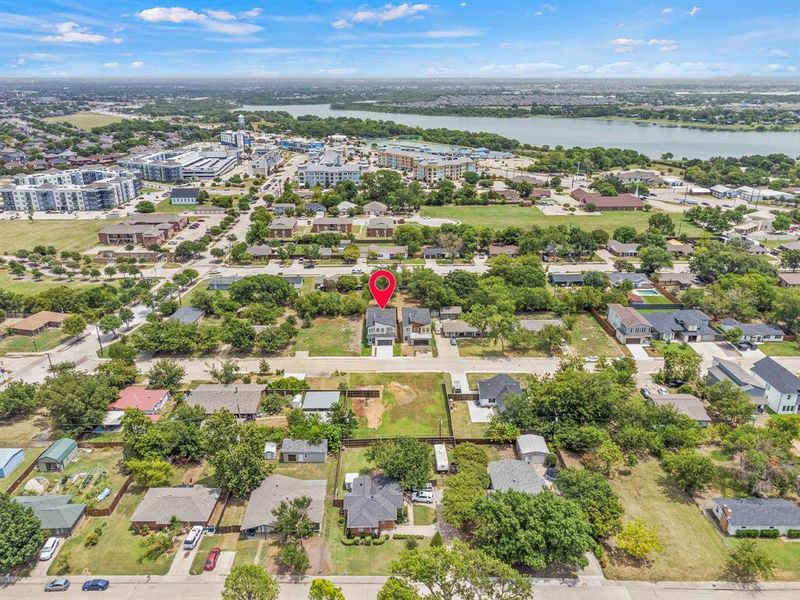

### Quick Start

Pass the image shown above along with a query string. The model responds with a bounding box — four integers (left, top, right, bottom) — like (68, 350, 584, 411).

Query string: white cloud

(241, 8, 263, 18)
(609, 38, 643, 53)
(331, 18, 351, 30)
(112, 37, 123, 44)
(27, 53, 60, 61)
(137, 7, 206, 23)
(42, 21, 108, 44)
(479, 62, 563, 74)
(688, 6, 701, 16)
(203, 20, 261, 35)
(575, 64, 595, 73)
(661, 7, 673, 14)
(130, 61, 144, 69)
(764, 63, 797, 73)
(421, 27, 480, 38)
(352, 3, 430, 24)
(764, 49, 790, 58)
(206, 10, 236, 21)
(318, 67, 358, 75)
(595, 61, 637, 74)
(136, 6, 263, 36)
(103, 62, 120, 69)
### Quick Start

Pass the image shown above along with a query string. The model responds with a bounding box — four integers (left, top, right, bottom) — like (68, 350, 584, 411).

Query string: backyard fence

(263, 388, 381, 398)
(447, 392, 479, 402)
(86, 475, 133, 517)
(3, 449, 45, 495)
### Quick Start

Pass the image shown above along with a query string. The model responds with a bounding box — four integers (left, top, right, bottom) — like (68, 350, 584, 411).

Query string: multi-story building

(0, 168, 141, 212)
(297, 150, 367, 188)
(98, 214, 188, 246)
(280, 138, 325, 152)
(312, 217, 353, 233)
(373, 147, 477, 183)
(220, 130, 251, 148)
(120, 147, 239, 182)
(251, 146, 282, 176)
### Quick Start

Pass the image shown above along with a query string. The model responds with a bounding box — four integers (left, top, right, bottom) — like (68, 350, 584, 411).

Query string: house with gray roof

(169, 306, 204, 325)
(719, 318, 784, 343)
(439, 306, 462, 320)
(241, 475, 326, 537)
(606, 240, 640, 257)
(649, 393, 711, 426)
(477, 374, 522, 411)
(342, 475, 404, 535)
(185, 384, 263, 418)
(302, 391, 341, 418)
(515, 434, 550, 465)
(282, 276, 304, 290)
(401, 307, 432, 345)
(706, 357, 766, 408)
(712, 497, 800, 536)
(609, 272, 653, 288)
(607, 304, 653, 344)
(441, 319, 481, 338)
(488, 460, 547, 494)
(366, 307, 397, 347)
(750, 357, 800, 414)
(15, 495, 86, 537)
(247, 244, 273, 258)
(548, 273, 584, 286)
(130, 485, 219, 530)
(642, 309, 718, 342)
(272, 203, 296, 216)
(281, 439, 328, 463)
(208, 276, 242, 291)
(362, 201, 388, 216)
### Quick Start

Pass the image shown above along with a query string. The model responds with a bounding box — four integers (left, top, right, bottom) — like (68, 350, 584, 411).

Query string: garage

(376, 339, 393, 346)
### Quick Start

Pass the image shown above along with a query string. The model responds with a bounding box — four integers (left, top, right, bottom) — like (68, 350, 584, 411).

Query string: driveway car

(204, 547, 221, 571)
(44, 579, 70, 592)
(411, 490, 434, 504)
(39, 537, 59, 561)
(81, 579, 109, 591)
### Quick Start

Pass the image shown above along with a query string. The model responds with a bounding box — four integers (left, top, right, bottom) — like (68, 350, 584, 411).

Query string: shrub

(364, 537, 372, 546)
(759, 529, 780, 538)
(735, 529, 760, 538)
(545, 452, 558, 468)
(340, 538, 355, 546)
(405, 538, 418, 551)
(430, 531, 444, 547)
(788, 529, 800, 539)
(373, 534, 387, 545)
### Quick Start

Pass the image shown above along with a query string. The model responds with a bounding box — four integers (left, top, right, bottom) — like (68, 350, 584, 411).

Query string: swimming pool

(634, 288, 660, 296)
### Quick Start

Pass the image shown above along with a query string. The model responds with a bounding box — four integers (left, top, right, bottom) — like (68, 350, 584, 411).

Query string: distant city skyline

(0, 1, 797, 78)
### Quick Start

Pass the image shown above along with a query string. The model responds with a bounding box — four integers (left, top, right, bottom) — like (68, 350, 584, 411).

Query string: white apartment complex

(373, 147, 477, 183)
(297, 149, 367, 188)
(120, 147, 239, 182)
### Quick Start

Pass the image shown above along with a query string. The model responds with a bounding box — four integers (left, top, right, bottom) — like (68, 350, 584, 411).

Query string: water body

(241, 103, 800, 160)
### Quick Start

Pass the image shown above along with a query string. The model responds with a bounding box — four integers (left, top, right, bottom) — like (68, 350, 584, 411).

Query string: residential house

(439, 306, 462, 320)
(778, 272, 800, 287)
(281, 439, 328, 463)
(185, 384, 263, 418)
(401, 307, 432, 346)
(130, 486, 220, 530)
(515, 435, 550, 465)
(365, 244, 407, 260)
(649, 393, 711, 426)
(366, 307, 397, 347)
(549, 273, 584, 287)
(607, 240, 640, 257)
(643, 310, 718, 342)
(654, 272, 696, 289)
(488, 244, 519, 257)
(706, 357, 767, 409)
(343, 475, 404, 535)
(363, 201, 388, 217)
(441, 319, 481, 338)
(8, 311, 68, 336)
(366, 218, 396, 238)
(37, 438, 78, 472)
(303, 202, 326, 215)
(477, 374, 522, 410)
(609, 272, 653, 288)
(169, 306, 205, 325)
(719, 319, 784, 343)
(570, 189, 643, 211)
(302, 391, 341, 419)
(0, 448, 25, 478)
(111, 387, 169, 421)
(336, 200, 357, 214)
(712, 497, 800, 536)
(750, 357, 800, 413)
(208, 276, 242, 291)
(247, 244, 273, 259)
(270, 217, 298, 238)
(488, 460, 546, 494)
(272, 203, 296, 216)
(241, 475, 326, 537)
(531, 188, 551, 199)
(282, 276, 304, 290)
(312, 217, 353, 233)
(15, 496, 86, 537)
(423, 247, 449, 259)
(607, 304, 653, 344)
(666, 239, 695, 256)
(497, 189, 520, 202)
(170, 187, 199, 205)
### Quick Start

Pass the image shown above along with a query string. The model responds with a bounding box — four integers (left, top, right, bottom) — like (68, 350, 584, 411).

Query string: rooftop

(488, 459, 547, 494)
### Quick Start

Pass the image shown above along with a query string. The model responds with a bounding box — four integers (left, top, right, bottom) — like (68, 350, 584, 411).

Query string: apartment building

(312, 217, 353, 233)
(98, 214, 188, 246)
(280, 138, 325, 152)
(0, 168, 141, 212)
(251, 146, 282, 176)
(120, 147, 239, 182)
(373, 147, 477, 183)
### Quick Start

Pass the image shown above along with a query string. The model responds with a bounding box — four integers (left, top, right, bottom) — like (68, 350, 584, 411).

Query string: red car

(204, 547, 221, 571)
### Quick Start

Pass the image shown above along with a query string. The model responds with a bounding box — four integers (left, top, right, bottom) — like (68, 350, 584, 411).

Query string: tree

(725, 539, 776, 583)
(308, 579, 345, 600)
(273, 495, 316, 544)
(615, 519, 663, 560)
(472, 490, 593, 569)
(222, 564, 279, 600)
(98, 314, 124, 335)
(662, 449, 715, 495)
(202, 409, 241, 458)
(613, 226, 638, 243)
(647, 213, 676, 236)
(341, 244, 360, 263)
(126, 458, 174, 487)
(556, 468, 624, 539)
(723, 326, 743, 346)
(62, 314, 87, 340)
(37, 368, 117, 436)
(704, 381, 754, 426)
(118, 307, 135, 330)
(147, 359, 185, 391)
(659, 347, 702, 384)
(0, 382, 39, 419)
(386, 540, 532, 600)
(208, 359, 241, 384)
(366, 438, 433, 490)
(136, 200, 156, 213)
(582, 439, 625, 478)
(436, 231, 464, 261)
(0, 493, 47, 570)
(211, 440, 273, 498)
(279, 540, 310, 574)
(638, 246, 673, 274)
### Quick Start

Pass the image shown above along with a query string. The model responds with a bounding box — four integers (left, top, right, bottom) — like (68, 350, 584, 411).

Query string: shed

(0, 448, 25, 478)
(281, 439, 328, 463)
(37, 438, 78, 472)
(515, 434, 550, 464)
(263, 442, 278, 461)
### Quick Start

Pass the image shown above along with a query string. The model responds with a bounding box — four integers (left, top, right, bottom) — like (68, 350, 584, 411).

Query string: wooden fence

(448, 392, 479, 402)
(86, 476, 133, 517)
(264, 388, 381, 399)
(3, 449, 45, 495)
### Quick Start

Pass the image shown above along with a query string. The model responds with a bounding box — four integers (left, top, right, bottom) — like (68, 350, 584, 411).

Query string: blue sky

(0, 1, 798, 78)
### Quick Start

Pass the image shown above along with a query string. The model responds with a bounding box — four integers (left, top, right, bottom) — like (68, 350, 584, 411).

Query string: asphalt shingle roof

(241, 475, 326, 530)
(751, 357, 800, 394)
(15, 495, 85, 531)
(130, 486, 219, 526)
(343, 475, 404, 529)
(488, 460, 546, 494)
(714, 497, 800, 528)
(282, 439, 328, 454)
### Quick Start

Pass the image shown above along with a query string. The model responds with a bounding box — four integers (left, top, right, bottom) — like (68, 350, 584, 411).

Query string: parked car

(736, 342, 750, 351)
(584, 355, 598, 363)
(450, 338, 457, 346)
(39, 537, 59, 561)
(412, 482, 433, 493)
(657, 387, 669, 395)
(204, 547, 221, 571)
(639, 387, 653, 399)
(81, 579, 109, 591)
(351, 268, 364, 274)
(44, 579, 70, 592)
(303, 262, 315, 269)
(411, 490, 434, 504)
(183, 525, 204, 550)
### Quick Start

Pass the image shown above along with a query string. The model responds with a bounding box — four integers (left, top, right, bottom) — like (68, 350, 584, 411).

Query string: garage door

(376, 339, 393, 346)
(413, 339, 429, 346)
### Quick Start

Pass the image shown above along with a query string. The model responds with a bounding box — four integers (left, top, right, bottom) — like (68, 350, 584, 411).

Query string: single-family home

(706, 357, 767, 409)
(130, 486, 220, 530)
(111, 386, 169, 420)
(8, 311, 69, 336)
(15, 495, 86, 537)
(366, 218, 395, 238)
(649, 393, 711, 426)
(666, 239, 694, 256)
(719, 319, 784, 343)
(247, 244, 273, 259)
(365, 244, 408, 260)
(169, 306, 205, 325)
(607, 240, 640, 257)
(241, 475, 326, 537)
(654, 272, 696, 289)
(303, 202, 326, 215)
(488, 244, 519, 257)
(312, 217, 353, 233)
(363, 201, 388, 217)
(423, 247, 450, 259)
(606, 304, 653, 344)
(515, 435, 550, 464)
(185, 384, 263, 418)
(548, 273, 584, 287)
(302, 391, 341, 418)
(609, 272, 653, 288)
(37, 438, 78, 472)
(336, 200, 357, 214)
(272, 203, 296, 216)
(0, 448, 25, 478)
(488, 460, 546, 494)
(477, 374, 522, 410)
(282, 276, 304, 290)
(439, 306, 462, 320)
(366, 307, 397, 347)
(441, 319, 481, 338)
(712, 497, 800, 536)
(281, 439, 328, 463)
(750, 357, 800, 413)
(401, 307, 432, 346)
(778, 272, 800, 288)
(643, 309, 718, 342)
(270, 217, 298, 238)
(342, 475, 404, 535)
(170, 187, 200, 205)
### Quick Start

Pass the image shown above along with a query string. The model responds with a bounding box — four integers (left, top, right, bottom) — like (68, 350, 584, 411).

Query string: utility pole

(95, 324, 104, 354)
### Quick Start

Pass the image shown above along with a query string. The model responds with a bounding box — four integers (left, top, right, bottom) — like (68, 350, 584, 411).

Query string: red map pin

(368, 270, 396, 309)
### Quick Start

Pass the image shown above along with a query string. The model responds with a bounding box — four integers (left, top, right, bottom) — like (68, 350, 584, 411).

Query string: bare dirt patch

(351, 388, 384, 429)
(385, 382, 415, 405)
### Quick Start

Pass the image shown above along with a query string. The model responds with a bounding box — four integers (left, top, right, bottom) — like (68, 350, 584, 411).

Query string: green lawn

(758, 341, 800, 357)
(420, 205, 707, 236)
(335, 448, 374, 493)
(0, 328, 70, 355)
(0, 219, 120, 253)
(0, 270, 104, 295)
(189, 533, 260, 575)
(450, 401, 490, 439)
(720, 538, 800, 581)
(569, 314, 624, 358)
(647, 340, 698, 358)
(44, 111, 126, 129)
(50, 486, 176, 576)
(154, 199, 204, 214)
(605, 460, 728, 581)
(456, 337, 549, 357)
(413, 504, 436, 526)
(0, 449, 40, 493)
(348, 373, 450, 438)
(293, 317, 360, 357)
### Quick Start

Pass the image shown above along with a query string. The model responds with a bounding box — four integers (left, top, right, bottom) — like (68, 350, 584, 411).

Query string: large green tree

(222, 564, 280, 600)
(0, 493, 47, 570)
(37, 368, 117, 436)
(662, 449, 715, 495)
(556, 468, 624, 538)
(366, 438, 433, 490)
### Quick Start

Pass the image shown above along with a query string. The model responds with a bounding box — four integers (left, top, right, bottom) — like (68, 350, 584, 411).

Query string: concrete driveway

(168, 542, 201, 576)
(690, 341, 739, 361)
(467, 401, 495, 423)
(450, 372, 470, 392)
(373, 345, 393, 358)
(434, 332, 460, 359)
(626, 344, 651, 360)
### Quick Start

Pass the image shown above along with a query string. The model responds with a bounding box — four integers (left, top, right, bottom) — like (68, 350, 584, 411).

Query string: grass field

(420, 205, 707, 236)
(293, 317, 360, 357)
(0, 219, 119, 253)
(456, 337, 550, 358)
(569, 314, 624, 358)
(348, 372, 450, 438)
(0, 270, 105, 295)
(758, 341, 800, 357)
(0, 328, 70, 355)
(413, 504, 436, 526)
(44, 111, 126, 129)
(450, 401, 490, 438)
(0, 450, 40, 493)
(646, 340, 698, 358)
(188, 533, 260, 575)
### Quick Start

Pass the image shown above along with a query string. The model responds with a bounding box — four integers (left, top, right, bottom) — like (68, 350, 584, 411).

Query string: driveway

(467, 401, 495, 423)
(450, 372, 470, 392)
(434, 332, 460, 359)
(690, 341, 738, 363)
(168, 542, 201, 576)
(373, 345, 393, 359)
(626, 344, 651, 360)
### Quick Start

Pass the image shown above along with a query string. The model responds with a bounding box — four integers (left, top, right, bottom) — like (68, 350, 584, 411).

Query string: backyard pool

(634, 288, 660, 296)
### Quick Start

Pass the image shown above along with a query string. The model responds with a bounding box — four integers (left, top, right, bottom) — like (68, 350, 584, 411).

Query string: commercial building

(170, 187, 199, 205)
(120, 147, 239, 182)
(312, 217, 353, 233)
(570, 189, 644, 211)
(297, 150, 367, 188)
(98, 213, 188, 246)
(0, 168, 141, 212)
(220, 130, 251, 148)
(280, 138, 325, 152)
(251, 146, 282, 175)
(8, 311, 69, 336)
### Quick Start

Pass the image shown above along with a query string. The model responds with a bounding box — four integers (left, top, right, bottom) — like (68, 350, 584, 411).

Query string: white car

(183, 525, 204, 550)
(657, 387, 669, 395)
(351, 268, 364, 275)
(584, 355, 599, 363)
(40, 537, 59, 561)
(411, 490, 434, 504)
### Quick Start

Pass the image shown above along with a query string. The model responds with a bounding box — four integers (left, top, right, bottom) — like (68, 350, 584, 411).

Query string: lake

(240, 103, 800, 159)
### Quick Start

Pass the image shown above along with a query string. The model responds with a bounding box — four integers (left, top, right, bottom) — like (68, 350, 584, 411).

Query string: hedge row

(341, 534, 390, 546)
(392, 534, 425, 540)
(734, 529, 781, 538)
(788, 529, 800, 539)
